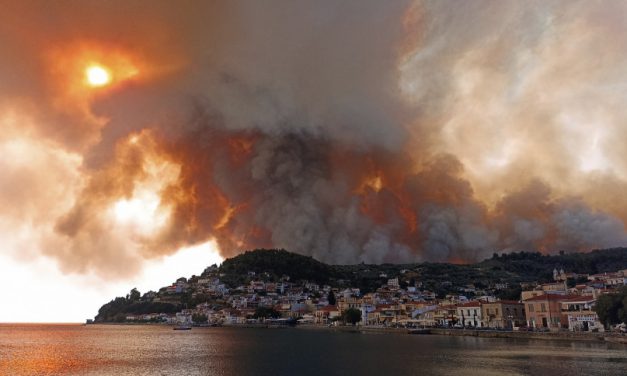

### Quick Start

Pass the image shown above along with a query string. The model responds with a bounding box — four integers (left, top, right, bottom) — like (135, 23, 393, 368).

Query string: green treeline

(484, 248, 627, 278)
(95, 288, 179, 322)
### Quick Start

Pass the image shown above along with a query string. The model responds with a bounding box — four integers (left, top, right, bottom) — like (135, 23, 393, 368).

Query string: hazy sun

(85, 65, 111, 87)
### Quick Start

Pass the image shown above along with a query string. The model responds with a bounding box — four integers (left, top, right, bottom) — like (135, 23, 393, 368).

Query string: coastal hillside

(95, 247, 627, 322)
(219, 249, 337, 286)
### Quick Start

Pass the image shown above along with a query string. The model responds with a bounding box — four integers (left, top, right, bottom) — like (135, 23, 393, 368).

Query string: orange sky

(1, 1, 627, 322)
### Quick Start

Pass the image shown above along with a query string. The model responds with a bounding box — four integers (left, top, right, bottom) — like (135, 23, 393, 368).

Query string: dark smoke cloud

(1, 1, 626, 278)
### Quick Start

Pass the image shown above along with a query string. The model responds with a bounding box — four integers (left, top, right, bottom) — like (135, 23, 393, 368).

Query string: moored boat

(173, 325, 192, 330)
(408, 328, 431, 334)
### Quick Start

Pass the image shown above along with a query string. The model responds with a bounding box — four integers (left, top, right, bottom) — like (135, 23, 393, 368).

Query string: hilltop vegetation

(219, 249, 336, 286)
(311, 248, 624, 297)
(95, 288, 179, 322)
(485, 248, 627, 276)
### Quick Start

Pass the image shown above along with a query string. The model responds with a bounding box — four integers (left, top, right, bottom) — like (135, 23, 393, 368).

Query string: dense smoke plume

(1, 1, 627, 278)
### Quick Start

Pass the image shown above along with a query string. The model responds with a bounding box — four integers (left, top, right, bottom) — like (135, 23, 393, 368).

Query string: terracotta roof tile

(523, 294, 579, 302)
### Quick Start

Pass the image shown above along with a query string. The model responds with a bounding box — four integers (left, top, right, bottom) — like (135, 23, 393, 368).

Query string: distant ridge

(219, 247, 627, 290)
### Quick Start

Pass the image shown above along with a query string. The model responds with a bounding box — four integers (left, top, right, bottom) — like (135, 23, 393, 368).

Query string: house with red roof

(524, 294, 579, 330)
(314, 305, 340, 324)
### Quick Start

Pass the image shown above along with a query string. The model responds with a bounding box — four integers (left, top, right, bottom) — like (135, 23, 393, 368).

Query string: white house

(456, 301, 483, 327)
(561, 297, 604, 332)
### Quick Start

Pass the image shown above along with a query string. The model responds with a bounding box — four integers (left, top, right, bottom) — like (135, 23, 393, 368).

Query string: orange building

(524, 294, 579, 330)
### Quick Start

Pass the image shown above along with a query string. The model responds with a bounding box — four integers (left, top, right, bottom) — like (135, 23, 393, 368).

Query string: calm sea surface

(0, 324, 626, 376)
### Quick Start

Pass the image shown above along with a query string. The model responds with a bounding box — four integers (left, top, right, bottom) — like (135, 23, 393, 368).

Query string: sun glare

(113, 190, 165, 234)
(85, 65, 111, 87)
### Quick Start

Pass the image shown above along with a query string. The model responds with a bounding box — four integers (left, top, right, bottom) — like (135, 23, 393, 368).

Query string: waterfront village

(118, 264, 627, 333)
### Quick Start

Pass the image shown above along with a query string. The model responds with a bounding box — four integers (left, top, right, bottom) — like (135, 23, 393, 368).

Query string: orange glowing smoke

(48, 42, 140, 94)
(6, 1, 625, 275)
(44, 42, 142, 131)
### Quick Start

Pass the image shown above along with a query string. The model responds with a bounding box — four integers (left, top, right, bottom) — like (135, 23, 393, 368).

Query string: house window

(541, 303, 546, 313)
(495, 308, 499, 315)
(528, 304, 534, 312)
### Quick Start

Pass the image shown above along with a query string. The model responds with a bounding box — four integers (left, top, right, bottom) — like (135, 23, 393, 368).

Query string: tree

(192, 314, 208, 324)
(128, 288, 141, 302)
(327, 290, 336, 306)
(621, 295, 627, 324)
(594, 287, 627, 328)
(253, 306, 280, 319)
(114, 313, 126, 323)
(595, 294, 620, 327)
(496, 287, 522, 301)
(342, 308, 362, 325)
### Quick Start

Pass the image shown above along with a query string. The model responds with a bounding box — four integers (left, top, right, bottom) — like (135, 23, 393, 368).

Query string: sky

(1, 1, 627, 322)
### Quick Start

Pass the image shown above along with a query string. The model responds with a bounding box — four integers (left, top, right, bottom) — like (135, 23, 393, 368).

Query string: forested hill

(95, 247, 627, 321)
(478, 248, 627, 279)
(220, 248, 627, 289)
(219, 249, 336, 286)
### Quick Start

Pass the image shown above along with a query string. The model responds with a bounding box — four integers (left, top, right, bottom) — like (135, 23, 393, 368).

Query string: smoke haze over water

(1, 0, 627, 278)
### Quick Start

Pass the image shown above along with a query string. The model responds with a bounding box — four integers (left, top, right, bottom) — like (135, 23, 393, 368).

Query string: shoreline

(236, 323, 627, 344)
(84, 322, 627, 344)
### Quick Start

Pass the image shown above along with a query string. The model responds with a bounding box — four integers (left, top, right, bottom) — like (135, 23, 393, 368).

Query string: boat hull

(408, 328, 431, 334)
